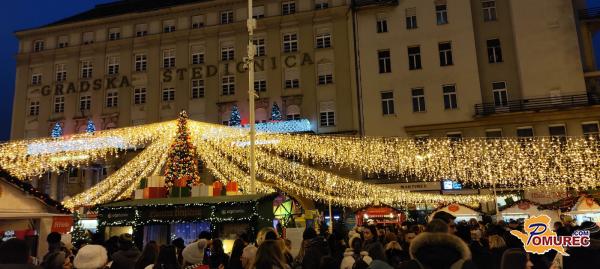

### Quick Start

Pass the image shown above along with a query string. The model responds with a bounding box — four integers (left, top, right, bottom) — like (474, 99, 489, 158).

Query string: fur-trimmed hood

(409, 232, 471, 268)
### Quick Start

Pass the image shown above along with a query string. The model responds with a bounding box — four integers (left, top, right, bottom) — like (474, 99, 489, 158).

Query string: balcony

(351, 0, 398, 9)
(579, 7, 600, 20)
(474, 93, 600, 116)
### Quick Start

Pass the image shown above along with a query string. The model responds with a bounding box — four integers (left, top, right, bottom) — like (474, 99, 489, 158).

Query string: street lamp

(246, 0, 257, 194)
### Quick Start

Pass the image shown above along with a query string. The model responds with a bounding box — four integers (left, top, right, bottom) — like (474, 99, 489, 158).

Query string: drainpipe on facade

(351, 1, 365, 137)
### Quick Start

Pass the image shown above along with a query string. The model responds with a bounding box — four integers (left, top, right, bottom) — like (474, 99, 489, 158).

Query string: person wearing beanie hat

(181, 239, 208, 266)
(563, 221, 600, 269)
(74, 245, 108, 269)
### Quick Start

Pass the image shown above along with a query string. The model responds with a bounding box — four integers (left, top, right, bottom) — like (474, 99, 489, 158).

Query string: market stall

(565, 196, 600, 224)
(428, 203, 483, 223)
(499, 200, 560, 223)
(97, 193, 276, 249)
(355, 207, 403, 226)
(0, 172, 71, 259)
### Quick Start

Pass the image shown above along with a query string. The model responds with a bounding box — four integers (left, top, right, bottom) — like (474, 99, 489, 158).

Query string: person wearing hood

(112, 234, 142, 269)
(398, 232, 477, 269)
(340, 236, 372, 269)
(74, 245, 110, 269)
(182, 239, 208, 267)
(300, 227, 329, 269)
(0, 238, 42, 269)
(562, 221, 600, 269)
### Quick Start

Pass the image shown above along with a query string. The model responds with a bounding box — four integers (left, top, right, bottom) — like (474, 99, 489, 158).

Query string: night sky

(0, 0, 599, 141)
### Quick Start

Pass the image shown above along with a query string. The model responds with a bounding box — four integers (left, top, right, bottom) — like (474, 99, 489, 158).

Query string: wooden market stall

(499, 199, 560, 223)
(428, 203, 483, 222)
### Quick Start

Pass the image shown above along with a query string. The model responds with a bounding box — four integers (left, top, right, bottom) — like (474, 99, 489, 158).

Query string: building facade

(12, 0, 356, 140)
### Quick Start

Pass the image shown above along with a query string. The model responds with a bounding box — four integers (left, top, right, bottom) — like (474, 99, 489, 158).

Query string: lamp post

(246, 0, 257, 194)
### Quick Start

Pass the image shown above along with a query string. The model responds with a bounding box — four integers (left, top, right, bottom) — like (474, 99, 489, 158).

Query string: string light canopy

(2, 112, 598, 209)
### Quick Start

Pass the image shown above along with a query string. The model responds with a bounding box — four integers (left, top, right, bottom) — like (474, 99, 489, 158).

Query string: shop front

(428, 203, 483, 223)
(566, 196, 600, 225)
(499, 200, 560, 223)
(355, 207, 404, 226)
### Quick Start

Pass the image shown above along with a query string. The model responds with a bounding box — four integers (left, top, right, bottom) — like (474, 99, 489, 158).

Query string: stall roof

(100, 193, 276, 207)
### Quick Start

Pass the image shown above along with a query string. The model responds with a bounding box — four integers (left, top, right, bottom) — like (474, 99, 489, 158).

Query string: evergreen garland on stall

(51, 122, 63, 138)
(164, 111, 201, 189)
(271, 103, 282, 121)
(229, 105, 241, 126)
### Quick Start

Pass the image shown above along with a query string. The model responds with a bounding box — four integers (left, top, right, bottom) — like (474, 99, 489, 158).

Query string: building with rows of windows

(9, 0, 600, 201)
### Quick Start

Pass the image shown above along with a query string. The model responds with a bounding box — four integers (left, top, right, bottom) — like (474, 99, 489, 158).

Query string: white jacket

(340, 248, 372, 269)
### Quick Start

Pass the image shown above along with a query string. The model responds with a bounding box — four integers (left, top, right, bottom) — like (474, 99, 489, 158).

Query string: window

(406, 8, 417, 29)
(107, 56, 120, 75)
(485, 129, 502, 139)
(106, 91, 118, 107)
(31, 74, 42, 85)
(315, 0, 329, 10)
(492, 82, 508, 107)
(163, 20, 176, 33)
(79, 95, 91, 111)
(487, 39, 503, 63)
(54, 96, 65, 113)
(191, 79, 205, 99)
(320, 110, 335, 127)
(408, 46, 422, 70)
(254, 79, 267, 92)
(222, 76, 235, 95)
(287, 105, 300, 120)
(443, 84, 457, 109)
(549, 125, 566, 138)
(285, 68, 300, 89)
(163, 49, 176, 68)
(287, 113, 300, 120)
(108, 28, 121, 41)
(57, 36, 69, 48)
(282, 1, 296, 15)
(412, 88, 426, 112)
(381, 91, 395, 115)
(80, 60, 93, 79)
(376, 14, 388, 33)
(253, 6, 265, 19)
(33, 40, 44, 52)
(28, 101, 40, 116)
(283, 33, 298, 53)
(135, 54, 147, 72)
(447, 132, 462, 142)
(439, 42, 453, 66)
(162, 88, 175, 101)
(133, 88, 147, 105)
(135, 24, 148, 37)
(378, 50, 391, 73)
(436, 4, 448, 25)
(517, 127, 534, 138)
(482, 0, 497, 21)
(191, 46, 205, 64)
(315, 33, 331, 49)
(191, 15, 205, 28)
(253, 38, 266, 57)
(55, 64, 67, 82)
(317, 63, 333, 85)
(582, 122, 600, 138)
(221, 46, 235, 61)
(82, 32, 94, 44)
(220, 10, 234, 24)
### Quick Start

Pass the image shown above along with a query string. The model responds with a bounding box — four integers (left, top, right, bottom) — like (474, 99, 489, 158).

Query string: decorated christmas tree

(86, 119, 96, 133)
(271, 102, 282, 121)
(229, 105, 241, 126)
(164, 111, 201, 189)
(70, 211, 89, 248)
(51, 122, 62, 138)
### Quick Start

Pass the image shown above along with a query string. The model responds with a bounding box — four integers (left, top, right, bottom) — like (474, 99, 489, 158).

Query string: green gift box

(169, 187, 191, 198)
(138, 178, 148, 189)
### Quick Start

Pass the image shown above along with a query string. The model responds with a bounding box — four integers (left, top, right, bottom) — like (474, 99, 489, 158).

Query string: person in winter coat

(487, 235, 506, 269)
(366, 242, 392, 269)
(500, 248, 532, 269)
(340, 236, 372, 269)
(209, 239, 230, 269)
(301, 228, 329, 269)
(112, 234, 142, 269)
(74, 245, 110, 269)
(384, 241, 408, 269)
(398, 232, 477, 269)
(562, 221, 600, 269)
(467, 229, 490, 269)
(252, 240, 290, 269)
(182, 239, 208, 267)
(135, 241, 159, 269)
(229, 239, 246, 269)
(362, 226, 384, 255)
(150, 245, 180, 269)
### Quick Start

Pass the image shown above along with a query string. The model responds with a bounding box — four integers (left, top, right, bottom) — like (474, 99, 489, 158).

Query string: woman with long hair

(151, 245, 180, 269)
(136, 241, 159, 269)
(209, 239, 230, 269)
(251, 240, 289, 269)
(500, 248, 533, 269)
(229, 239, 246, 269)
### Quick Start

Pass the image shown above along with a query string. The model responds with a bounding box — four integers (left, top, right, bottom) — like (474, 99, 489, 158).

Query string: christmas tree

(51, 122, 62, 138)
(164, 111, 201, 189)
(86, 119, 96, 133)
(271, 102, 282, 121)
(229, 105, 241, 126)
(70, 212, 90, 248)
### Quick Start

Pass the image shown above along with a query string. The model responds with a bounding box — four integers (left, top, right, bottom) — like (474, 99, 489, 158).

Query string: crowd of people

(1, 212, 600, 269)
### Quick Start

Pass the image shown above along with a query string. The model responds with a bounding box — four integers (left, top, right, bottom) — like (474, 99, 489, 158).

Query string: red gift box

(226, 181, 238, 192)
(212, 181, 223, 196)
(143, 187, 167, 199)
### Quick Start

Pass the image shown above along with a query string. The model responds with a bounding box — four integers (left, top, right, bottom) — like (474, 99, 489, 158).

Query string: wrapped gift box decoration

(226, 181, 239, 196)
(212, 181, 223, 196)
(138, 178, 148, 189)
(200, 185, 213, 197)
(169, 187, 191, 198)
(134, 189, 144, 199)
(143, 187, 167, 199)
(148, 175, 165, 188)
(191, 185, 201, 197)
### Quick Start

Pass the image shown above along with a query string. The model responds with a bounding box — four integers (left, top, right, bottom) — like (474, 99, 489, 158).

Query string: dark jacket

(468, 240, 490, 269)
(0, 264, 42, 269)
(363, 239, 383, 255)
(398, 232, 478, 269)
(563, 238, 600, 269)
(489, 247, 506, 269)
(301, 236, 329, 269)
(111, 248, 141, 269)
(209, 253, 230, 269)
